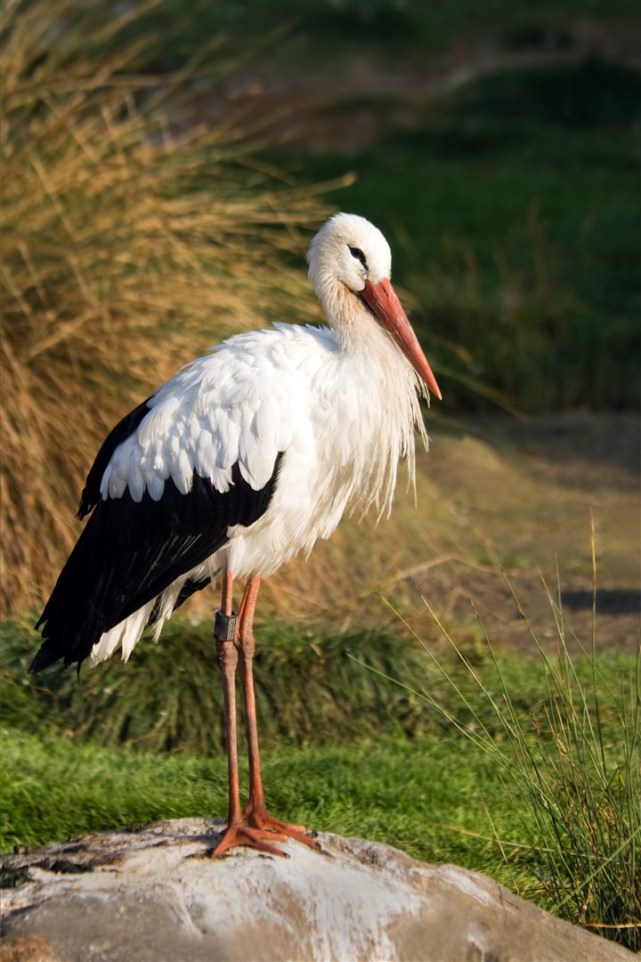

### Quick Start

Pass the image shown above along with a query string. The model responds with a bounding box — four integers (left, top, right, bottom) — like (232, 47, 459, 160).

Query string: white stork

(30, 212, 442, 856)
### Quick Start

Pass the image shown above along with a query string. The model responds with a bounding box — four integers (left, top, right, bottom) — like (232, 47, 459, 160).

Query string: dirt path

(408, 414, 640, 656)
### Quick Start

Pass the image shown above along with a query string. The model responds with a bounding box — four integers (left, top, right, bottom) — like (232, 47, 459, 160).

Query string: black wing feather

(31, 457, 283, 673)
(78, 397, 153, 519)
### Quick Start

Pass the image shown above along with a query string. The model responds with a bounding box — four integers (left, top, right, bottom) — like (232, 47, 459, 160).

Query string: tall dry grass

(0, 0, 340, 616)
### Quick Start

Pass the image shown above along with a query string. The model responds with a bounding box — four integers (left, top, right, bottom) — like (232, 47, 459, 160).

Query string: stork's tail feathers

(31, 570, 214, 674)
(31, 606, 152, 673)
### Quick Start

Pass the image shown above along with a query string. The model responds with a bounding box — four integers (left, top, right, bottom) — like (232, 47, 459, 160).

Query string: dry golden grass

(0, 0, 344, 616)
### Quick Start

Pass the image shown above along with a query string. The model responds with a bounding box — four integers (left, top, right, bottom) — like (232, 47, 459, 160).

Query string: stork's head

(308, 212, 442, 400)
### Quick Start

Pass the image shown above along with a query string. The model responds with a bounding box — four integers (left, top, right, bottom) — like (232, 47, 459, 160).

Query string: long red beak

(360, 278, 442, 401)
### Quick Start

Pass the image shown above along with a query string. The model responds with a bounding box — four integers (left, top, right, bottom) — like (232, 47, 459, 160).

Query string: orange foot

(211, 821, 289, 858)
(245, 802, 320, 852)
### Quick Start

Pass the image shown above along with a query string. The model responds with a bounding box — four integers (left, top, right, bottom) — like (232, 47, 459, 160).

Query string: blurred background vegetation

(1, 0, 639, 948)
(1, 0, 639, 615)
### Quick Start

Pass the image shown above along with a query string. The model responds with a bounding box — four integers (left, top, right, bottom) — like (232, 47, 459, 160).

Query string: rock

(0, 818, 633, 962)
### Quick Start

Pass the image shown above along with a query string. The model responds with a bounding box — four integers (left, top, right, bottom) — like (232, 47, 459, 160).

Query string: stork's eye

(348, 245, 367, 269)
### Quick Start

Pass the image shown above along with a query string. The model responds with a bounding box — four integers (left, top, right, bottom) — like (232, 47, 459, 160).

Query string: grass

(125, 0, 640, 67)
(141, 1, 640, 413)
(288, 57, 640, 412)
(2, 618, 433, 752)
(2, 549, 639, 949)
(0, 726, 540, 891)
(387, 552, 641, 951)
(0, 0, 337, 619)
(2, 632, 637, 946)
(2, 0, 638, 620)
(3, 615, 633, 753)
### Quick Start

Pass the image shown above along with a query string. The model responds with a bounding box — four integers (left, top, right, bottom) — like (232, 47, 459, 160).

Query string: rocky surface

(0, 818, 633, 962)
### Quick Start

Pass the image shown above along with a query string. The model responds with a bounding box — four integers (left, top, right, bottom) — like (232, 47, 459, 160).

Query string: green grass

(0, 728, 527, 885)
(125, 0, 641, 412)
(129, 0, 639, 68)
(3, 619, 432, 751)
(2, 612, 639, 947)
(2, 640, 636, 933)
(286, 58, 640, 411)
(394, 566, 641, 951)
(3, 617, 634, 753)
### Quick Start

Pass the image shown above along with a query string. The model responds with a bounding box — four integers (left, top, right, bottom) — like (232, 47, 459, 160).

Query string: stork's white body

(31, 212, 442, 857)
(32, 212, 440, 681)
(94, 315, 426, 662)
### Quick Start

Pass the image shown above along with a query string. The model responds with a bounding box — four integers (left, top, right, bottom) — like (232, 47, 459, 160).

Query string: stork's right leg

(211, 571, 287, 858)
(238, 576, 319, 852)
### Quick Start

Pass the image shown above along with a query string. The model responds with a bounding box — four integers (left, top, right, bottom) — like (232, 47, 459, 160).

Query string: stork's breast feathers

(98, 329, 316, 506)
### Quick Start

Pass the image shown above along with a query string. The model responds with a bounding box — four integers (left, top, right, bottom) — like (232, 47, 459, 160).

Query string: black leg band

(215, 610, 238, 643)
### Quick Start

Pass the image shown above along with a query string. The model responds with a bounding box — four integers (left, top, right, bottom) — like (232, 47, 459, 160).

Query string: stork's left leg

(238, 575, 319, 852)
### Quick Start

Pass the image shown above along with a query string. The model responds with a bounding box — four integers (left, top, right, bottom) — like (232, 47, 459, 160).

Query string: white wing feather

(99, 325, 329, 504)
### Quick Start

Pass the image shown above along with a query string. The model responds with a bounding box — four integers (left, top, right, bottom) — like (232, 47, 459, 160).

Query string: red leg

(211, 571, 286, 857)
(238, 576, 319, 853)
